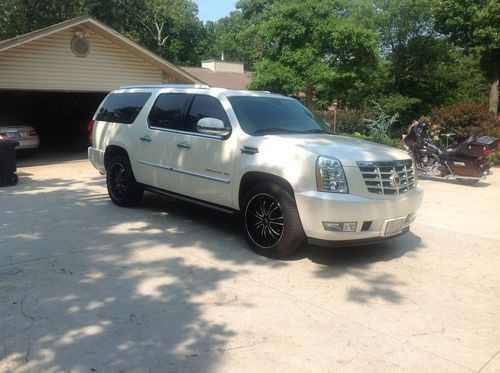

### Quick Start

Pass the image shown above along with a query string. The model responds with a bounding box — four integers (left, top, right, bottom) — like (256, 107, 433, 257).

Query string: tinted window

(148, 93, 191, 130)
(96, 92, 151, 124)
(228, 96, 331, 136)
(185, 95, 230, 133)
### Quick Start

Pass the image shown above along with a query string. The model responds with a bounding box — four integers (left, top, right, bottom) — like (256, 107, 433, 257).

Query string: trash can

(0, 139, 19, 187)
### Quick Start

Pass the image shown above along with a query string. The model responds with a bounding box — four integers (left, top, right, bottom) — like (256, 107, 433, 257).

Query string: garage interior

(0, 90, 106, 152)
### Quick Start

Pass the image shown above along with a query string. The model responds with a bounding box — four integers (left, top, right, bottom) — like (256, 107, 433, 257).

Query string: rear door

(134, 92, 191, 189)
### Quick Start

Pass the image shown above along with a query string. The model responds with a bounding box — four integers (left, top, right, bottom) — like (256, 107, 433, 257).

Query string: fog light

(343, 222, 357, 232)
(323, 222, 357, 232)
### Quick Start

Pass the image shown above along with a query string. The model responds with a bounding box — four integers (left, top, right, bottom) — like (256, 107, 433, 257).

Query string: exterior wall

(202, 60, 244, 74)
(201, 60, 216, 72)
(0, 26, 176, 92)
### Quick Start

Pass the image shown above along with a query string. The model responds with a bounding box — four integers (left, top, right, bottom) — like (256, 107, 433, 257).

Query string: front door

(169, 94, 236, 207)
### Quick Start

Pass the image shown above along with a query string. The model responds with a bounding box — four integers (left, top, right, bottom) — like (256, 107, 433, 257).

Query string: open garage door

(0, 91, 106, 151)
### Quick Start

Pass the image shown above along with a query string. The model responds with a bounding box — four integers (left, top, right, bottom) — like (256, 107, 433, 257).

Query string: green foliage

(363, 102, 399, 140)
(0, 0, 205, 65)
(336, 109, 366, 134)
(433, 0, 500, 113)
(433, 0, 500, 57)
(486, 148, 500, 167)
(430, 101, 500, 139)
(339, 132, 403, 149)
(248, 0, 378, 105)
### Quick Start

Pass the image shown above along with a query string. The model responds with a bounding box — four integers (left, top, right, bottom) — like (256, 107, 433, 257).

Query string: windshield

(227, 96, 332, 136)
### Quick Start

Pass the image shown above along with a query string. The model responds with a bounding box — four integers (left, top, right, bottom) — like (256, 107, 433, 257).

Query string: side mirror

(197, 117, 231, 137)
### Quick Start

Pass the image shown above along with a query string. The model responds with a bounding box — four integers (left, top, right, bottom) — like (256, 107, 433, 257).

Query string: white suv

(89, 85, 423, 258)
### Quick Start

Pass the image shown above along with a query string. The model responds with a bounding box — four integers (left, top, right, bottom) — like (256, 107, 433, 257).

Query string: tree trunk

(305, 83, 314, 109)
(489, 60, 499, 115)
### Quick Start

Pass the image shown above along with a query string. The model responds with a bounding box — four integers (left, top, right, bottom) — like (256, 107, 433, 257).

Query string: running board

(141, 185, 236, 215)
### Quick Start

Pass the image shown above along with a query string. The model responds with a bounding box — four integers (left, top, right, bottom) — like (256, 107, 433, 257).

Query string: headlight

(316, 156, 349, 193)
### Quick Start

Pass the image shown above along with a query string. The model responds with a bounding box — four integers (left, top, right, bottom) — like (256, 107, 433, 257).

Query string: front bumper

(15, 138, 39, 150)
(295, 186, 424, 242)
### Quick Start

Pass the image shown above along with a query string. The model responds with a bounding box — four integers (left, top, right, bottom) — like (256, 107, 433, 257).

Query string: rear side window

(185, 95, 230, 133)
(96, 92, 151, 124)
(148, 93, 191, 130)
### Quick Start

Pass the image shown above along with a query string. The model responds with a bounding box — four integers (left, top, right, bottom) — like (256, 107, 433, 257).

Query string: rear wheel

(241, 183, 305, 258)
(106, 155, 143, 207)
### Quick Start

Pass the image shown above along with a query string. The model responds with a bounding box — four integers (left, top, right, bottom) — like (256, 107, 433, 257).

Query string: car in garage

(0, 116, 40, 150)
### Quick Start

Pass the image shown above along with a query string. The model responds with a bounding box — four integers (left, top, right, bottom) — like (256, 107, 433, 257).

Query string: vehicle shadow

(419, 175, 491, 187)
(0, 173, 423, 371)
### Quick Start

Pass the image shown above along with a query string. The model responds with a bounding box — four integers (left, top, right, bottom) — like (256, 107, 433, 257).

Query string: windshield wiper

(252, 128, 330, 135)
(302, 129, 330, 134)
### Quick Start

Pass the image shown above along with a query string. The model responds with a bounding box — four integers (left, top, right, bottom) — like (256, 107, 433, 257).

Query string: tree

(0, 0, 206, 65)
(433, 0, 500, 114)
(249, 0, 378, 107)
(135, 0, 205, 65)
(200, 11, 262, 69)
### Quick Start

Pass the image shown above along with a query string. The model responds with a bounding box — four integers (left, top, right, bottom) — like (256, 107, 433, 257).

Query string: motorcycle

(402, 120, 498, 185)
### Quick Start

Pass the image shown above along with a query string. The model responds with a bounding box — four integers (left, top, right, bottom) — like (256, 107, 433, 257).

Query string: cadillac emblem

(389, 172, 401, 187)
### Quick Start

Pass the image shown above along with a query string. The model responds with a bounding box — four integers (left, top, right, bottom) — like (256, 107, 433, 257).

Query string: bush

(430, 101, 500, 140)
(316, 108, 366, 134)
(363, 102, 399, 140)
(339, 132, 404, 149)
(336, 109, 366, 134)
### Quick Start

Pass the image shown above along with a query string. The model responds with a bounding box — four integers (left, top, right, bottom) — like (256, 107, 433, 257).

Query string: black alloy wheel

(106, 155, 143, 207)
(109, 162, 128, 200)
(245, 193, 285, 248)
(242, 183, 305, 258)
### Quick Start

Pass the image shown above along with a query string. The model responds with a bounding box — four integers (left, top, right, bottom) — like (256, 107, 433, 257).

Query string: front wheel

(241, 183, 305, 258)
(106, 155, 143, 207)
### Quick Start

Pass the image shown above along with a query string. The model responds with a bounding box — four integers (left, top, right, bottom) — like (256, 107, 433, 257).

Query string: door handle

(140, 135, 152, 142)
(177, 142, 191, 149)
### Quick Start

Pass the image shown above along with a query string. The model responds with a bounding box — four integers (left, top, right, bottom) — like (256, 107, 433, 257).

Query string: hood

(259, 134, 411, 167)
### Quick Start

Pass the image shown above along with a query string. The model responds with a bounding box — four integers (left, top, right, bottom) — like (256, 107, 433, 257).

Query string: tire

(106, 155, 143, 207)
(456, 178, 480, 186)
(241, 182, 305, 258)
(8, 173, 18, 186)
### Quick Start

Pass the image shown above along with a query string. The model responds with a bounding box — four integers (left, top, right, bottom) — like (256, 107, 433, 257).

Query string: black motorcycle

(403, 120, 497, 185)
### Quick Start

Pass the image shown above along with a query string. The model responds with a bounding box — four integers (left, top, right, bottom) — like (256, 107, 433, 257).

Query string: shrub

(430, 101, 500, 140)
(363, 102, 399, 140)
(315, 108, 366, 134)
(339, 132, 404, 149)
(336, 109, 366, 134)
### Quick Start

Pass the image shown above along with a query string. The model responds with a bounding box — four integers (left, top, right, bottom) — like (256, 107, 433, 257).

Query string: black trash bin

(0, 139, 19, 187)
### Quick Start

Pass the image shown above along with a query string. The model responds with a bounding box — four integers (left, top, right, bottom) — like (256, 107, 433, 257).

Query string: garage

(0, 91, 105, 151)
(0, 16, 199, 153)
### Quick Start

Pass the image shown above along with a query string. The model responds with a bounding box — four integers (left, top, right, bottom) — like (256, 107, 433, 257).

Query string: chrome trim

(138, 160, 231, 184)
(357, 160, 415, 195)
(147, 126, 228, 140)
(241, 146, 259, 155)
(120, 84, 210, 89)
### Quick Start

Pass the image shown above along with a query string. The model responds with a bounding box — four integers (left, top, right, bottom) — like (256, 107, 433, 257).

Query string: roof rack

(119, 84, 210, 89)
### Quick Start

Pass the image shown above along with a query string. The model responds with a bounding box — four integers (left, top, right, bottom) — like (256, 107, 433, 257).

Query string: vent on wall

(71, 31, 90, 57)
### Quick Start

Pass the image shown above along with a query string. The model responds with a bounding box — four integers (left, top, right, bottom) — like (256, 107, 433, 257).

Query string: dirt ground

(1, 158, 499, 372)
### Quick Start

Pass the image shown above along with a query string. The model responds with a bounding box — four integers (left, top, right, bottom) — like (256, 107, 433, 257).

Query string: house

(181, 59, 252, 90)
(0, 16, 200, 151)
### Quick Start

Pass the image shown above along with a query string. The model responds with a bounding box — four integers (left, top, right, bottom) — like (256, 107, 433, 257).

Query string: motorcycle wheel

(457, 178, 479, 186)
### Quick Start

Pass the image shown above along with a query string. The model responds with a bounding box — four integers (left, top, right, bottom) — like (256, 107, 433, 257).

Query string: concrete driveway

(1, 159, 499, 372)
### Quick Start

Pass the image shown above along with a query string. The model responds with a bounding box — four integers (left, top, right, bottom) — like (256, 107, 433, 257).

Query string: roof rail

(119, 84, 210, 89)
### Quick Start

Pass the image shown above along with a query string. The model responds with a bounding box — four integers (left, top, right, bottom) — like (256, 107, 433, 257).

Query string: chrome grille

(357, 160, 415, 195)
